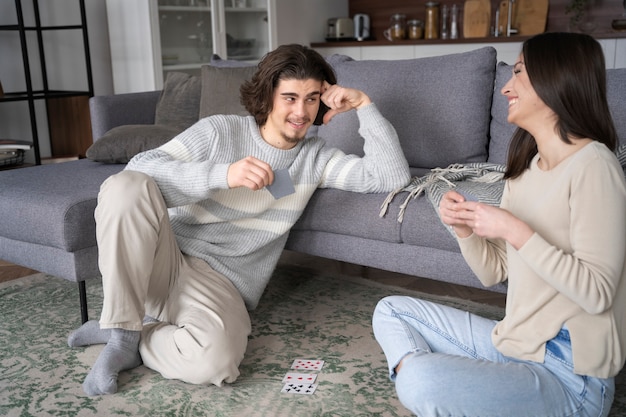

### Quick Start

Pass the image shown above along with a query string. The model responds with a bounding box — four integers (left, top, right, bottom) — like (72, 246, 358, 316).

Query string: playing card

(282, 372, 317, 384)
(266, 168, 295, 199)
(281, 382, 318, 395)
(290, 359, 324, 371)
(457, 190, 478, 202)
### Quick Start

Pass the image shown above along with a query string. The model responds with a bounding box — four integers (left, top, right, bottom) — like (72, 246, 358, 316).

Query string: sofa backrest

(317, 47, 497, 172)
(607, 68, 626, 148)
(488, 62, 517, 165)
(89, 49, 625, 168)
(488, 63, 626, 165)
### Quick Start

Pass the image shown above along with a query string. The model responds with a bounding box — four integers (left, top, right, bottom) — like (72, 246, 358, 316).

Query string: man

(68, 44, 410, 396)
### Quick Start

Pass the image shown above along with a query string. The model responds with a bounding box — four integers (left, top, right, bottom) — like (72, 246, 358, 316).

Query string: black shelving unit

(0, 0, 93, 165)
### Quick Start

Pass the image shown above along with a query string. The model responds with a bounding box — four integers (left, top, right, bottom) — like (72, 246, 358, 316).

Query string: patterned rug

(1, 264, 625, 416)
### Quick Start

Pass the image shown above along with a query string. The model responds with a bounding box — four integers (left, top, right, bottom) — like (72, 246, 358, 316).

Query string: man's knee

(100, 170, 156, 199)
(141, 323, 248, 386)
(97, 170, 165, 218)
(175, 325, 248, 385)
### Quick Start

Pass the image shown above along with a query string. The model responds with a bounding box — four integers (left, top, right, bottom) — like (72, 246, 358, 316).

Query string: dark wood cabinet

(347, 0, 624, 44)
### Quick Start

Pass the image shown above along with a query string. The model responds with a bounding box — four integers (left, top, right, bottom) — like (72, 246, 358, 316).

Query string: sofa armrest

(89, 91, 161, 141)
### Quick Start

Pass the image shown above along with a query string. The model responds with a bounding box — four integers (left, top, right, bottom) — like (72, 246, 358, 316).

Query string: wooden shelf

(313, 30, 626, 48)
(341, 0, 626, 49)
(0, 90, 91, 103)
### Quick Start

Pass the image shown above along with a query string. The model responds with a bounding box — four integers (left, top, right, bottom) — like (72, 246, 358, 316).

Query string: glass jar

(407, 19, 424, 40)
(384, 13, 407, 41)
(424, 2, 440, 39)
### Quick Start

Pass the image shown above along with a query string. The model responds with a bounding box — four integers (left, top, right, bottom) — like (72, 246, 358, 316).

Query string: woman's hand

(439, 190, 533, 249)
(439, 190, 474, 238)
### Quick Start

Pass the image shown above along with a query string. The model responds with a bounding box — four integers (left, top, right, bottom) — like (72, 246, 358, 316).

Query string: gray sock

(68, 320, 112, 347)
(82, 328, 142, 396)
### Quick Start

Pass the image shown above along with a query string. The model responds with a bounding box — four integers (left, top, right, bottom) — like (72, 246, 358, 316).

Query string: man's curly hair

(240, 44, 337, 126)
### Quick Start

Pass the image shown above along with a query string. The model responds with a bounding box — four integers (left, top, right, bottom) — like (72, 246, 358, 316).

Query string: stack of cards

(280, 359, 324, 395)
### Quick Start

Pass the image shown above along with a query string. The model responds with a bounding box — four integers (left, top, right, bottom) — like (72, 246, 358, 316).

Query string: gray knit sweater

(126, 103, 410, 309)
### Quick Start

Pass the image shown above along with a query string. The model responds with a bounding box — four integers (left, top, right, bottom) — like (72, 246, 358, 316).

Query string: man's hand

(321, 81, 372, 124)
(227, 156, 274, 190)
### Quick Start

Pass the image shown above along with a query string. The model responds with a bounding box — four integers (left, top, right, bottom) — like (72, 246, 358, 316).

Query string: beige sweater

(458, 142, 626, 378)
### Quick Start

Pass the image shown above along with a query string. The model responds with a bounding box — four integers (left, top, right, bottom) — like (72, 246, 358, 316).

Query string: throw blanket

(381, 144, 626, 225)
(380, 163, 506, 224)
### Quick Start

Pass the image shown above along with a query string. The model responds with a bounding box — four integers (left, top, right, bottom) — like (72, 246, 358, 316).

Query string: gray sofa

(1, 47, 625, 324)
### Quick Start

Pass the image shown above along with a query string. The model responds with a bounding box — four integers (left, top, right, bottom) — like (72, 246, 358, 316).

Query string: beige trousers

(94, 170, 251, 386)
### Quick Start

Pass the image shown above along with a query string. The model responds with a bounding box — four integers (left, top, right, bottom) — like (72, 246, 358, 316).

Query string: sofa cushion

(0, 159, 124, 252)
(199, 64, 256, 119)
(291, 189, 402, 244)
(488, 62, 517, 164)
(398, 196, 467, 252)
(317, 47, 497, 170)
(154, 71, 202, 130)
(87, 72, 201, 163)
(85, 124, 181, 164)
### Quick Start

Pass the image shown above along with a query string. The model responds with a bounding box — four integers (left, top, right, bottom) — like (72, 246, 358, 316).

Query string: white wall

(273, 0, 348, 46)
(0, 0, 113, 95)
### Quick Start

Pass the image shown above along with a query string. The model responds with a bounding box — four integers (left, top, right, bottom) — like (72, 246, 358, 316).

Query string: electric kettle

(353, 13, 370, 41)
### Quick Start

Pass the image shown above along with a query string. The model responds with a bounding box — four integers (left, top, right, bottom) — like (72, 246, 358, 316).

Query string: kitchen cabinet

(106, 0, 349, 93)
(157, 0, 271, 71)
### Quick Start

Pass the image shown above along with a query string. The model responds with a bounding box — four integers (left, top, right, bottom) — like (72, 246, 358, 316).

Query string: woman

(373, 32, 626, 417)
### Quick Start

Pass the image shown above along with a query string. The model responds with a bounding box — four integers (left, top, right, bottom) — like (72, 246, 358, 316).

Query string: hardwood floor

(0, 251, 507, 309)
(0, 259, 38, 284)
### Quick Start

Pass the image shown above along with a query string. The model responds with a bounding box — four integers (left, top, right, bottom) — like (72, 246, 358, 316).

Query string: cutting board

(513, 0, 549, 35)
(497, 0, 511, 35)
(463, 0, 491, 38)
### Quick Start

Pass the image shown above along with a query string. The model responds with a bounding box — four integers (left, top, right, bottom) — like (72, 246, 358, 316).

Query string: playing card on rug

(282, 372, 317, 384)
(266, 168, 295, 199)
(281, 382, 318, 395)
(290, 359, 324, 371)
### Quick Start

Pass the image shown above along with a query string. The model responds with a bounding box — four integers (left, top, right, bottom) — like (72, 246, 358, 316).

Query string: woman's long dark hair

(240, 44, 337, 127)
(504, 32, 618, 179)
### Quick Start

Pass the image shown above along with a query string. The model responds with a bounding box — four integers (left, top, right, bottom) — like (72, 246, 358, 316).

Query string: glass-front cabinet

(157, 0, 271, 73)
(106, 0, 348, 93)
(106, 0, 277, 92)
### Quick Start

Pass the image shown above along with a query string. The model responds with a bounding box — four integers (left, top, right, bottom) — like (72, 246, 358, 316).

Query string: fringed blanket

(381, 144, 626, 225)
(380, 163, 506, 223)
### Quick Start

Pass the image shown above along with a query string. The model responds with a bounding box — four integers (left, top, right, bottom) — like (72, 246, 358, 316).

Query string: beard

(281, 117, 311, 144)
(280, 131, 306, 145)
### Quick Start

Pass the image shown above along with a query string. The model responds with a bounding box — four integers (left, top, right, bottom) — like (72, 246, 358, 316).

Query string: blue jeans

(372, 296, 615, 417)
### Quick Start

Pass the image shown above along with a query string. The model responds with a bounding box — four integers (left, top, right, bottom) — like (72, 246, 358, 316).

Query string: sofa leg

(78, 281, 88, 324)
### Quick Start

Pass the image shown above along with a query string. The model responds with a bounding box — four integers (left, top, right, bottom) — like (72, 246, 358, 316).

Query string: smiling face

(501, 55, 553, 131)
(260, 78, 322, 150)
